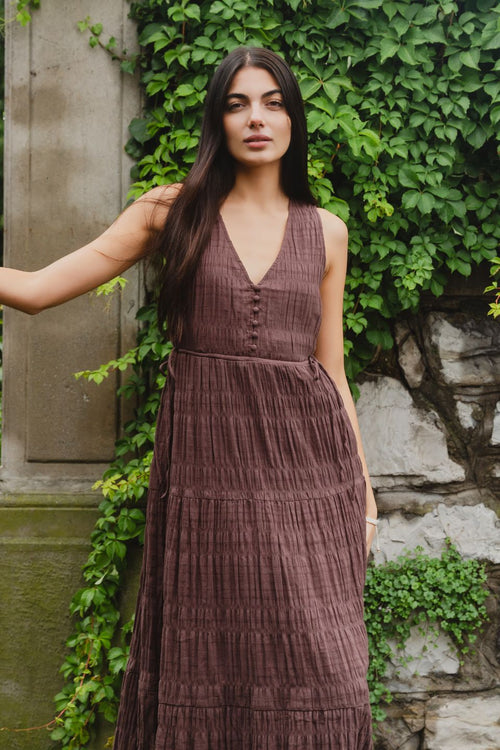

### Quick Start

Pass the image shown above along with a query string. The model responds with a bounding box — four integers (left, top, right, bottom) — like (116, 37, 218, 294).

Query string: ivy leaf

(380, 37, 400, 63)
(323, 81, 341, 103)
(397, 44, 418, 65)
(325, 8, 349, 29)
(176, 83, 196, 96)
(129, 118, 151, 144)
(459, 49, 480, 70)
(412, 4, 439, 25)
(299, 77, 322, 100)
(417, 192, 434, 214)
(402, 190, 420, 209)
(300, 50, 323, 78)
(482, 31, 500, 51)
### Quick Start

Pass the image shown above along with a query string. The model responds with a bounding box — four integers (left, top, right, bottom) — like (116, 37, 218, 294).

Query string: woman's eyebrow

(225, 88, 283, 100)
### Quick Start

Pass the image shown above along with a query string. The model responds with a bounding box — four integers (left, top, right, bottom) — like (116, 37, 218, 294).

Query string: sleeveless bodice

(178, 200, 326, 360)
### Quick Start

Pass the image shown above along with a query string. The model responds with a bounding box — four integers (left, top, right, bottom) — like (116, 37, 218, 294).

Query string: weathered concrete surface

(0, 500, 98, 749)
(2, 0, 141, 487)
(1, 2, 141, 749)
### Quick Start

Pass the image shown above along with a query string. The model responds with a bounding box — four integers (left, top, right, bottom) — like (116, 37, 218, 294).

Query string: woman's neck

(228, 163, 287, 211)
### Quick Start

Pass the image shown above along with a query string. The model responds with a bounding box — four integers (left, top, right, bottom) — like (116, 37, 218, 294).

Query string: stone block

(424, 691, 500, 749)
(491, 401, 500, 445)
(423, 312, 500, 387)
(357, 377, 465, 487)
(395, 322, 426, 389)
(0, 498, 144, 750)
(455, 399, 480, 431)
(372, 503, 500, 565)
(375, 700, 425, 750)
(384, 626, 460, 695)
(374, 487, 499, 515)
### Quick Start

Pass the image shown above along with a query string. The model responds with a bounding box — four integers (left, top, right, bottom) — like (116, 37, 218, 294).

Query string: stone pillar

(0, 2, 141, 746)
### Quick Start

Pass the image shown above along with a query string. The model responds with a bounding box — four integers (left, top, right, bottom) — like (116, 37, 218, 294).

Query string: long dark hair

(153, 47, 316, 345)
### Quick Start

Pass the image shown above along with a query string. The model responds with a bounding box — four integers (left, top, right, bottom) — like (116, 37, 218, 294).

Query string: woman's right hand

(0, 185, 176, 315)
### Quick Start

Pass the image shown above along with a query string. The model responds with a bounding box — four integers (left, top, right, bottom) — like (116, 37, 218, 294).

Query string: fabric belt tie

(160, 347, 321, 381)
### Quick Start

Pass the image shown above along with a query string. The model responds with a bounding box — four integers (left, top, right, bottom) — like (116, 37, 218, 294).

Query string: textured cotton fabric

(113, 200, 373, 749)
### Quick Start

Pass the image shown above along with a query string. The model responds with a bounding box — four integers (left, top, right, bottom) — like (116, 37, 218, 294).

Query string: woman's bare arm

(315, 208, 378, 556)
(0, 185, 175, 315)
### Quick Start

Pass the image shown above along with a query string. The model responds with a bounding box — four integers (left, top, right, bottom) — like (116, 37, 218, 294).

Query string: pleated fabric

(113, 201, 373, 749)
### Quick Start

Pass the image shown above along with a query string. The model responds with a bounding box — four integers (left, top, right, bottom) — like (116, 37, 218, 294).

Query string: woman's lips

(244, 136, 272, 147)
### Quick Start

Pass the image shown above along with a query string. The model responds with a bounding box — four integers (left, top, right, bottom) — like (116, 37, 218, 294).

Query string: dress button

(251, 319, 259, 326)
(252, 306, 260, 313)
(253, 295, 260, 302)
(249, 343, 257, 350)
(251, 331, 258, 338)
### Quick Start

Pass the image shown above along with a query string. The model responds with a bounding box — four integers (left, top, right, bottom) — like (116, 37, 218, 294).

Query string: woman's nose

(248, 103, 265, 127)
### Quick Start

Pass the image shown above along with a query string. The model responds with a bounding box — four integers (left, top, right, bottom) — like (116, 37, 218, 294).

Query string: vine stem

(0, 640, 94, 735)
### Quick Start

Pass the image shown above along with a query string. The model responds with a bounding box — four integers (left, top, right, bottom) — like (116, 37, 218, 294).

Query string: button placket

(248, 285, 261, 353)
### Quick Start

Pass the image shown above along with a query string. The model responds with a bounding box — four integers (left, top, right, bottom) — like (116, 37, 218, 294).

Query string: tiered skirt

(113, 348, 372, 749)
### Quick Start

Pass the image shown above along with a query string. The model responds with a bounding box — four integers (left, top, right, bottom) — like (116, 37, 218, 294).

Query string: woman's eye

(267, 100, 284, 108)
(226, 101, 244, 111)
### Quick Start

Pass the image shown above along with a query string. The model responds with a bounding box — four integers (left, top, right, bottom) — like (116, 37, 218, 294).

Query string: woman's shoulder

(134, 183, 184, 231)
(315, 206, 348, 242)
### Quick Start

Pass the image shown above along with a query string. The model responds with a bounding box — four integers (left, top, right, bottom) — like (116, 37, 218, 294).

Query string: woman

(1, 47, 377, 748)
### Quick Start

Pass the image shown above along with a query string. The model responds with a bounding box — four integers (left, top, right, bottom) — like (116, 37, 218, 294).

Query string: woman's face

(222, 66, 292, 169)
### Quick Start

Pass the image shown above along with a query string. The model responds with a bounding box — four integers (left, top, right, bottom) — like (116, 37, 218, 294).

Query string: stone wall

(357, 272, 500, 749)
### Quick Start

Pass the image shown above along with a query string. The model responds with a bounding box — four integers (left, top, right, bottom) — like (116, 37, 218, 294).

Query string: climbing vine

(121, 0, 500, 380)
(3, 0, 498, 747)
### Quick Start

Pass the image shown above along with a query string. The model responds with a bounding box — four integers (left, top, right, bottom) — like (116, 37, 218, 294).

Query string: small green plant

(484, 256, 500, 319)
(14, 0, 39, 26)
(365, 541, 489, 724)
(77, 16, 137, 73)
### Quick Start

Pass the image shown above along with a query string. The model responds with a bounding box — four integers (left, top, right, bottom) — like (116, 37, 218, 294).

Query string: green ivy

(122, 0, 500, 379)
(485, 256, 500, 318)
(364, 541, 489, 724)
(14, 0, 39, 26)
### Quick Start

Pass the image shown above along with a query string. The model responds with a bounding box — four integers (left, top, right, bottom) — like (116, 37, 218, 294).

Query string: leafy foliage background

(124, 0, 500, 379)
(7, 0, 498, 747)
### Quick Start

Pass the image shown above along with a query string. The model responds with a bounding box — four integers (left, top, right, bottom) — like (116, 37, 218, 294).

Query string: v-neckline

(219, 200, 293, 288)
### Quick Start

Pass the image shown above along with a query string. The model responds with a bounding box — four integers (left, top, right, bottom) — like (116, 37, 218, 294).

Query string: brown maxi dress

(113, 200, 373, 749)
